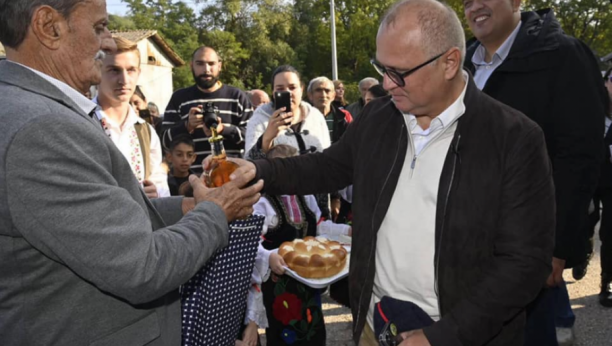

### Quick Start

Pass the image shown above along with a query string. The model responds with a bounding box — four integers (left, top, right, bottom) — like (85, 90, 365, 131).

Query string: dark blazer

(253, 76, 555, 345)
(0, 61, 229, 345)
(465, 9, 606, 267)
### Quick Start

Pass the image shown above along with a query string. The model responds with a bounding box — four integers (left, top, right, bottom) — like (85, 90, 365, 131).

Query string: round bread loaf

(278, 236, 348, 278)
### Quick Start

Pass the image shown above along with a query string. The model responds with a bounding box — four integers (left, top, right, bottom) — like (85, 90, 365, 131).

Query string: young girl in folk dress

(241, 145, 351, 346)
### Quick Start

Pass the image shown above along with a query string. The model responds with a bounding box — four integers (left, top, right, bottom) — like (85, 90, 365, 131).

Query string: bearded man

(162, 46, 253, 173)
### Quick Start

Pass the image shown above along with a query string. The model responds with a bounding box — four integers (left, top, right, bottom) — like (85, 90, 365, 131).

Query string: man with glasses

(223, 0, 555, 345)
(462, 1, 606, 345)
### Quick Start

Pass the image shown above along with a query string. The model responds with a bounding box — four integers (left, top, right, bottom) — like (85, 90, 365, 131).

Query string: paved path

(260, 238, 612, 346)
(565, 238, 612, 346)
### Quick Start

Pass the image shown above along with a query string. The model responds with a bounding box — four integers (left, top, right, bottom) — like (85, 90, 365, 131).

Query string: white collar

(92, 96, 145, 128)
(472, 20, 522, 66)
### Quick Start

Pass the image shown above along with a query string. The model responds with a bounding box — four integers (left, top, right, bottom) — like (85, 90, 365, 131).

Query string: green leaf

(274, 279, 285, 296)
(312, 309, 320, 325)
(297, 282, 306, 295)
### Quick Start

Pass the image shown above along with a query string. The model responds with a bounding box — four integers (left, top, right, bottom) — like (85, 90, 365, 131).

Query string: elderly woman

(245, 65, 330, 159)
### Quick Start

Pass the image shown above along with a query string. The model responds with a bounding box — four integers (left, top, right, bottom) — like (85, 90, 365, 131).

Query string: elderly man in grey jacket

(0, 1, 262, 345)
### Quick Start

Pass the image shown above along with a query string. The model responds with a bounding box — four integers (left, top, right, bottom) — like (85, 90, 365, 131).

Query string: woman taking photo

(245, 65, 330, 159)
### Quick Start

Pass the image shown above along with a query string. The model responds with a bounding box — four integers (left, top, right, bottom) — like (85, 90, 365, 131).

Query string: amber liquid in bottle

(204, 129, 239, 187)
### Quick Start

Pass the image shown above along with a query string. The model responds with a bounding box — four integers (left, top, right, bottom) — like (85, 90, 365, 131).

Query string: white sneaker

(556, 327, 575, 346)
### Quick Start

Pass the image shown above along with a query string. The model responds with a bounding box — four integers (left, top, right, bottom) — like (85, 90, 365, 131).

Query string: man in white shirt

(227, 1, 555, 345)
(95, 36, 170, 198)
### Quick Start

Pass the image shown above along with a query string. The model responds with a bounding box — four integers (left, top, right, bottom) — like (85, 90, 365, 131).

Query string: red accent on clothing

(377, 302, 389, 323)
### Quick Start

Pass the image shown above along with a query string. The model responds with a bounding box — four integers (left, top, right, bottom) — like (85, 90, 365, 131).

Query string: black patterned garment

(181, 215, 264, 346)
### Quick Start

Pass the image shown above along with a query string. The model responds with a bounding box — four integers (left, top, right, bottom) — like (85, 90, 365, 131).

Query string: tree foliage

(109, 0, 612, 96)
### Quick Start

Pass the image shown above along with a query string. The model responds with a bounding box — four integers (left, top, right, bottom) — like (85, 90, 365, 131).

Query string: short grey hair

(358, 77, 380, 89)
(307, 76, 334, 94)
(0, 0, 83, 49)
(380, 0, 466, 65)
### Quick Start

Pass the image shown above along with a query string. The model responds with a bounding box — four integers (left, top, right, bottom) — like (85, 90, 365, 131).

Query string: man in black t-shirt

(162, 46, 253, 174)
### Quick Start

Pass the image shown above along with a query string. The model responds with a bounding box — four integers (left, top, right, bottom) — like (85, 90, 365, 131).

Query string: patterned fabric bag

(181, 215, 265, 346)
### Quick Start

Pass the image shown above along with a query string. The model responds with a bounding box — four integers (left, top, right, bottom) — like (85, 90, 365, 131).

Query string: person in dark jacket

(462, 1, 606, 344)
(576, 68, 612, 308)
(218, 0, 555, 345)
(345, 77, 379, 119)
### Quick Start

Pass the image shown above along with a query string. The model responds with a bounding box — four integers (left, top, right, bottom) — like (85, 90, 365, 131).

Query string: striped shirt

(161, 84, 253, 173)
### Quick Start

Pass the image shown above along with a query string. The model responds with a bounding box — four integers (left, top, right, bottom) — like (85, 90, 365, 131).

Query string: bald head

(192, 46, 219, 61)
(379, 0, 465, 65)
(248, 89, 270, 110)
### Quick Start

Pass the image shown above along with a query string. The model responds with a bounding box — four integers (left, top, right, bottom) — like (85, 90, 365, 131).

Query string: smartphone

(274, 91, 292, 113)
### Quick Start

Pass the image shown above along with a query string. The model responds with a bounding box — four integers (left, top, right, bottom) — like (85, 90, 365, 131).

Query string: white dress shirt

(93, 100, 170, 198)
(472, 21, 522, 90)
(368, 74, 469, 329)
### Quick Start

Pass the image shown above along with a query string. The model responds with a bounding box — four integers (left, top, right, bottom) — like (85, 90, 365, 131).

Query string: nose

(382, 73, 397, 91)
(118, 70, 129, 85)
(467, 0, 484, 12)
(101, 27, 116, 54)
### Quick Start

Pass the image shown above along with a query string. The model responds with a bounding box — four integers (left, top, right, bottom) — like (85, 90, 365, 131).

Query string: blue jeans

(524, 282, 575, 346)
(555, 281, 575, 328)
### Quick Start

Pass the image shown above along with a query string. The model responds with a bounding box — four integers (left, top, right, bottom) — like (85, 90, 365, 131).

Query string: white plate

(316, 235, 351, 253)
(273, 249, 350, 289)
(317, 234, 352, 246)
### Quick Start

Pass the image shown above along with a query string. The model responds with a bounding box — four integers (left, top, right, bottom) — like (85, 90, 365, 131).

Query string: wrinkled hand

(262, 107, 293, 152)
(398, 329, 430, 346)
(546, 257, 566, 287)
(187, 105, 203, 132)
(143, 180, 158, 199)
(203, 117, 224, 137)
(189, 166, 263, 222)
(241, 321, 259, 346)
(269, 252, 287, 275)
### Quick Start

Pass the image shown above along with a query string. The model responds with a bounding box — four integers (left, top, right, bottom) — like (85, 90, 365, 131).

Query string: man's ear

(443, 48, 462, 80)
(30, 6, 67, 50)
(165, 152, 172, 162)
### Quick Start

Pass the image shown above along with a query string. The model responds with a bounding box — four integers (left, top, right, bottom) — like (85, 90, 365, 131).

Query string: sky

(106, 0, 202, 16)
(107, 0, 129, 16)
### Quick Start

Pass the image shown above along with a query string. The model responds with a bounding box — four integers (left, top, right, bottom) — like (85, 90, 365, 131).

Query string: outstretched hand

(189, 167, 263, 221)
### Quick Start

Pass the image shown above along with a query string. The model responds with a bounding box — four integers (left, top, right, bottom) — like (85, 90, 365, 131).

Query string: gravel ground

(259, 237, 612, 346)
(565, 238, 612, 346)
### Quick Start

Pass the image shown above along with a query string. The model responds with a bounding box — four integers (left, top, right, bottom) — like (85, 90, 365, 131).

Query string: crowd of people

(1, 0, 611, 346)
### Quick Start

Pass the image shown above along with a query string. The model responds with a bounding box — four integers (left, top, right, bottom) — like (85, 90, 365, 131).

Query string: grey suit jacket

(0, 61, 229, 345)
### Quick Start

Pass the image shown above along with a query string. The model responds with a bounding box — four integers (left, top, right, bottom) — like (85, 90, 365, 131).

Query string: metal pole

(330, 0, 338, 80)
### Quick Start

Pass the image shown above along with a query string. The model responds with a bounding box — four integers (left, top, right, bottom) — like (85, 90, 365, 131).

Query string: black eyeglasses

(371, 52, 445, 87)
